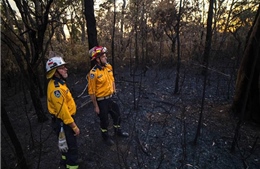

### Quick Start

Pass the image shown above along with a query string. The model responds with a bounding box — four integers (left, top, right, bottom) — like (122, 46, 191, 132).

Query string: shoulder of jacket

(54, 80, 60, 87)
(90, 66, 98, 72)
(106, 63, 112, 69)
(49, 79, 60, 88)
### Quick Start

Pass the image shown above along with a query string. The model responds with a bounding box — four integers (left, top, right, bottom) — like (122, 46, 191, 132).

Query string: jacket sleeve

(106, 64, 114, 82)
(50, 89, 74, 124)
(88, 71, 97, 95)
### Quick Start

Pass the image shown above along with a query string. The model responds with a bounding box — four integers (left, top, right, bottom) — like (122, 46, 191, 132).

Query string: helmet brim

(90, 52, 106, 61)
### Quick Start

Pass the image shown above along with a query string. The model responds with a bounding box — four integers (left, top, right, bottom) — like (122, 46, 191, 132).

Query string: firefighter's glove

(58, 137, 68, 152)
(58, 126, 68, 152)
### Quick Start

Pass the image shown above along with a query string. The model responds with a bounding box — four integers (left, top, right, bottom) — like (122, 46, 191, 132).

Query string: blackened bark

(2, 33, 48, 122)
(231, 5, 260, 153)
(28, 73, 48, 122)
(232, 5, 260, 123)
(84, 0, 98, 68)
(194, 0, 214, 145)
(84, 0, 98, 48)
(2, 0, 53, 122)
(174, 0, 182, 94)
(201, 0, 213, 75)
(1, 105, 29, 169)
(112, 0, 116, 73)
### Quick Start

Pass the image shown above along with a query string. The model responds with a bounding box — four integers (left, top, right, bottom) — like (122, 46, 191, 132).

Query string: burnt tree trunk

(1, 105, 29, 169)
(84, 0, 98, 68)
(201, 0, 213, 75)
(174, 0, 182, 94)
(28, 73, 48, 122)
(112, 0, 116, 73)
(2, 33, 48, 123)
(232, 6, 260, 123)
(194, 0, 214, 145)
(2, 0, 54, 122)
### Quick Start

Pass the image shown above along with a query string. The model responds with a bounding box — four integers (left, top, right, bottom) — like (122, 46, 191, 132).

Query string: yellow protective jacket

(47, 77, 76, 124)
(87, 63, 114, 98)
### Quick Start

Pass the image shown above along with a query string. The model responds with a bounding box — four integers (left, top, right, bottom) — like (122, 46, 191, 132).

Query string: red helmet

(89, 46, 107, 61)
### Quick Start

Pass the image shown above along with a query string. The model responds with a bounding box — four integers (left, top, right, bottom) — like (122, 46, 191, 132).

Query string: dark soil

(2, 64, 260, 169)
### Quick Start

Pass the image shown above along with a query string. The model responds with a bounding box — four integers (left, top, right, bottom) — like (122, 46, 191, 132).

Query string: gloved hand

(58, 126, 68, 152)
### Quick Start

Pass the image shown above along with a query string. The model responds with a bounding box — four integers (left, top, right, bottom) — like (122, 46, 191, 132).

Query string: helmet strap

(56, 69, 67, 81)
(96, 57, 106, 67)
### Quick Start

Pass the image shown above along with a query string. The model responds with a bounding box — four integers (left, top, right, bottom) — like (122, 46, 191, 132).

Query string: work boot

(59, 155, 66, 168)
(102, 132, 115, 146)
(114, 128, 129, 137)
(59, 161, 66, 168)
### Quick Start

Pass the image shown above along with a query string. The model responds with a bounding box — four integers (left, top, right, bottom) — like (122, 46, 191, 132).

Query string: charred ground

(2, 63, 260, 169)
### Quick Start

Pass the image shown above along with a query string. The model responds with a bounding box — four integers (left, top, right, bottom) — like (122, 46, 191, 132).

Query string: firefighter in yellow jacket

(46, 56, 80, 169)
(87, 46, 129, 146)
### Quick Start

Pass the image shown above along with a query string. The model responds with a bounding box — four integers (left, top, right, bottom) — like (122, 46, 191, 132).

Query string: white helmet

(46, 56, 66, 73)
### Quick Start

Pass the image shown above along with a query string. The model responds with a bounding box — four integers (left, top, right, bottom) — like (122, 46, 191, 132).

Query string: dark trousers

(97, 97, 121, 130)
(53, 117, 78, 167)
